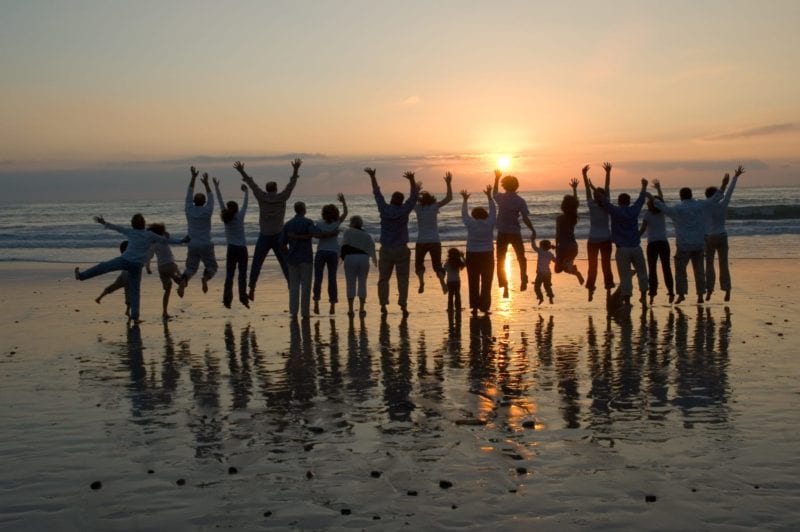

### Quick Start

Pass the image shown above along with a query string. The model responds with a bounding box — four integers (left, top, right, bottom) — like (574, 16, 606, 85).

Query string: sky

(1, 0, 799, 202)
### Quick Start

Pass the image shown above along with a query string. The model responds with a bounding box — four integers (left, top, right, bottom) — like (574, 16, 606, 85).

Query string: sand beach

(0, 256, 798, 531)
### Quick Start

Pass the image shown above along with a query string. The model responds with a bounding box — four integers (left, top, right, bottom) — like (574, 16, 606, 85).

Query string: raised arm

(460, 189, 471, 225)
(402, 171, 419, 211)
(212, 177, 225, 209)
(240, 184, 249, 216)
(486, 186, 497, 223)
(201, 173, 214, 209)
(365, 167, 385, 208)
(337, 192, 348, 223)
(569, 178, 579, 202)
(722, 165, 744, 207)
(186, 166, 199, 208)
(582, 165, 592, 201)
(602, 161, 612, 195)
(632, 178, 648, 210)
(492, 169, 501, 198)
(652, 179, 664, 201)
(233, 160, 265, 197)
(277, 158, 302, 200)
(437, 171, 454, 208)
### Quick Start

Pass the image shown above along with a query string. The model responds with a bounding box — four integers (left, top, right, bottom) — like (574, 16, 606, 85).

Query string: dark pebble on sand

(340, 508, 351, 515)
(407, 490, 418, 496)
(754, 485, 760, 489)
(508, 488, 517, 493)
(691, 488, 697, 492)
(778, 333, 784, 336)
(96, 403, 101, 407)
(522, 420, 536, 429)
(9, 351, 15, 355)
(370, 471, 382, 478)
(176, 478, 186, 486)
(516, 467, 528, 475)
(263, 511, 272, 517)
(148, 470, 154, 474)
(308, 426, 324, 434)
(439, 480, 453, 489)
(306, 471, 314, 479)
(228, 466, 238, 475)
(74, 309, 80, 312)
(90, 481, 102, 490)
(451, 504, 458, 509)
(304, 443, 314, 452)
(373, 515, 381, 520)
(645, 495, 657, 503)
(509, 453, 524, 460)
(766, 322, 773, 325)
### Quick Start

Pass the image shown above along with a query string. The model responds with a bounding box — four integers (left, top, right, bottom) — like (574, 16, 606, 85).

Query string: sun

(497, 155, 511, 171)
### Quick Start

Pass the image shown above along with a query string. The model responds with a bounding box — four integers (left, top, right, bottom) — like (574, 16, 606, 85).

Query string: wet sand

(0, 259, 798, 530)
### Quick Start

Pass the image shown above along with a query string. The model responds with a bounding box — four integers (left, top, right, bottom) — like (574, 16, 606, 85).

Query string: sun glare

(497, 156, 511, 171)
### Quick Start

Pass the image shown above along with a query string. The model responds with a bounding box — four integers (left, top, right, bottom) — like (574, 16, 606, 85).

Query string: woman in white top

(639, 179, 674, 304)
(213, 177, 249, 309)
(313, 194, 348, 315)
(339, 215, 377, 317)
(461, 186, 496, 316)
(413, 171, 453, 294)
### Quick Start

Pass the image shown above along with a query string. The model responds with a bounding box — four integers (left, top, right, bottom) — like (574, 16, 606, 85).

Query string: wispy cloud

(397, 95, 421, 106)
(618, 159, 769, 172)
(106, 153, 329, 167)
(702, 123, 799, 141)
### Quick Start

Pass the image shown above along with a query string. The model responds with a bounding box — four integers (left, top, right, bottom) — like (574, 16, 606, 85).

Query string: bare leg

(162, 285, 172, 319)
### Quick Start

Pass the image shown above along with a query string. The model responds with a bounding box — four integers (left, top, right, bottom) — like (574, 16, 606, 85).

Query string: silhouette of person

(177, 167, 217, 297)
(582, 163, 615, 301)
(492, 170, 536, 297)
(413, 171, 453, 294)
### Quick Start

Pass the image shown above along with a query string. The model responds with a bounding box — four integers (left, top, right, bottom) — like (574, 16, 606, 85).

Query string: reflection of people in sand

(340, 215, 377, 318)
(462, 186, 496, 316)
(234, 159, 301, 297)
(705, 165, 745, 302)
(582, 163, 615, 301)
(95, 240, 130, 317)
(224, 322, 254, 410)
(367, 167, 419, 317)
(554, 178, 585, 286)
(443, 247, 465, 313)
(177, 168, 217, 297)
(492, 170, 536, 297)
(379, 317, 414, 421)
(413, 171, 453, 294)
(76, 213, 169, 323)
(346, 317, 374, 401)
(213, 177, 250, 309)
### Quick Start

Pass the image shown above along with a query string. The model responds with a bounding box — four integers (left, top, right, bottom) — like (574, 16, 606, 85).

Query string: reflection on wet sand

(109, 306, 734, 461)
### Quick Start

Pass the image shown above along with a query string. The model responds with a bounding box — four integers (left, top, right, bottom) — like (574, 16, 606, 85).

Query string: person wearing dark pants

(461, 186, 496, 315)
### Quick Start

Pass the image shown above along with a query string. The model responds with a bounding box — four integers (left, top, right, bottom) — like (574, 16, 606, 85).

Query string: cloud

(398, 95, 421, 106)
(702, 123, 799, 141)
(107, 153, 329, 167)
(617, 159, 769, 172)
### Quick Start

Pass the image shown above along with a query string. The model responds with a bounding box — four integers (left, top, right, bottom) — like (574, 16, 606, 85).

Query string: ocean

(1, 186, 799, 263)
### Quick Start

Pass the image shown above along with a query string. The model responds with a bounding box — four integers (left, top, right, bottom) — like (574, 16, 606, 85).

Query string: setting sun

(497, 156, 511, 171)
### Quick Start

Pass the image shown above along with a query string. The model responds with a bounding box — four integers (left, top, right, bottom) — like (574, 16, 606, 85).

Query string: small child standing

(95, 241, 131, 317)
(532, 238, 556, 305)
(444, 247, 465, 312)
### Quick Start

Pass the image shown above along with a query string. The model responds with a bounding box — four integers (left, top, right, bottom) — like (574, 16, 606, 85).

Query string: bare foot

(724, 290, 730, 302)
(329, 303, 335, 315)
(74, 267, 80, 280)
(587, 287, 595, 302)
(668, 293, 675, 303)
(502, 286, 509, 298)
(162, 313, 171, 320)
(520, 276, 528, 291)
(95, 297, 102, 304)
(576, 271, 584, 285)
(240, 299, 250, 309)
(201, 278, 209, 293)
(705, 290, 712, 301)
(177, 279, 186, 298)
(674, 295, 685, 304)
(696, 295, 703, 304)
(418, 283, 425, 294)
(248, 287, 255, 301)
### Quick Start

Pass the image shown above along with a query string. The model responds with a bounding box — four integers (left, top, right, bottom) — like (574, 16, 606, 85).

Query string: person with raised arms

(492, 170, 536, 298)
(582, 163, 615, 301)
(461, 185, 496, 316)
(705, 165, 744, 301)
(312, 193, 348, 315)
(413, 171, 453, 294)
(213, 177, 249, 309)
(233, 158, 302, 300)
(639, 179, 674, 304)
(177, 167, 216, 297)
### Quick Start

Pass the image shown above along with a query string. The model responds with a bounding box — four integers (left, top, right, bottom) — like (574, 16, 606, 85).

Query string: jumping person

(234, 158, 301, 299)
(443, 247, 465, 312)
(462, 186, 496, 316)
(177, 167, 216, 297)
(531, 238, 556, 305)
(340, 215, 377, 318)
(95, 241, 131, 317)
(639, 179, 674, 304)
(145, 223, 188, 319)
(705, 165, 744, 301)
(582, 163, 615, 301)
(413, 171, 453, 294)
(213, 177, 249, 309)
(492, 170, 536, 298)
(75, 213, 168, 323)
(313, 193, 348, 315)
(654, 175, 728, 304)
(554, 179, 584, 285)
(366, 167, 419, 317)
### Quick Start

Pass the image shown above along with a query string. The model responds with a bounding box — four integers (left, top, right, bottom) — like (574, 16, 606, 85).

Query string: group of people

(74, 159, 744, 323)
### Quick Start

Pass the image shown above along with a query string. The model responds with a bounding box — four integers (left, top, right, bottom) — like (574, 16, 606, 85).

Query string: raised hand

(444, 171, 453, 184)
(93, 215, 105, 225)
(403, 171, 416, 181)
(291, 158, 303, 173)
(652, 178, 661, 189)
(494, 169, 503, 180)
(233, 161, 245, 174)
(363, 167, 376, 178)
(569, 178, 579, 189)
(200, 173, 210, 187)
(641, 178, 648, 188)
(460, 189, 471, 200)
(337, 192, 345, 203)
(603, 162, 612, 174)
(241, 184, 247, 192)
(735, 165, 745, 177)
(484, 185, 492, 198)
(582, 165, 590, 177)
(212, 177, 220, 187)
(722, 174, 730, 188)
(190, 166, 199, 178)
